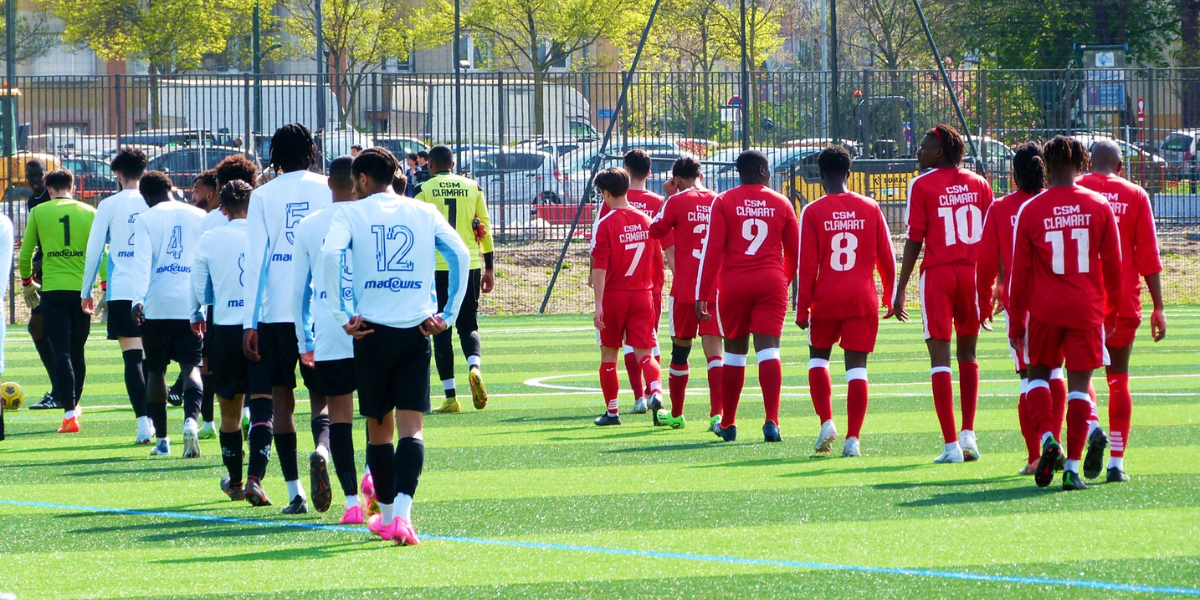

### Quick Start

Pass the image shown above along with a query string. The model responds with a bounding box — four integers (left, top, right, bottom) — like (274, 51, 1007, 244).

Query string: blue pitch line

(1, 500, 1198, 596)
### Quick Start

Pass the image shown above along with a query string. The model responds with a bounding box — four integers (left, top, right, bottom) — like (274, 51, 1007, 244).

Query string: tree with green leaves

(0, 1, 57, 65)
(282, 0, 451, 129)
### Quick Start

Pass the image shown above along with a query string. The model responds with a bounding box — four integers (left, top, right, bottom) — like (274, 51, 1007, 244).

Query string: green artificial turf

(1, 310, 1198, 599)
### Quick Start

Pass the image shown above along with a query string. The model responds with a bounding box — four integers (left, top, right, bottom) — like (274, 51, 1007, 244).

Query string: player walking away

(19, 169, 95, 433)
(0, 211, 14, 440)
(320, 148, 469, 546)
(186, 170, 221, 437)
(893, 124, 994, 463)
(80, 148, 153, 443)
(648, 156, 720, 430)
(415, 145, 495, 414)
(796, 147, 896, 457)
(696, 151, 799, 443)
(129, 171, 206, 457)
(23, 158, 61, 410)
(976, 143, 1058, 475)
(590, 168, 663, 426)
(192, 180, 277, 505)
(1009, 136, 1123, 491)
(243, 123, 333, 515)
(293, 155, 363, 521)
(1077, 140, 1167, 483)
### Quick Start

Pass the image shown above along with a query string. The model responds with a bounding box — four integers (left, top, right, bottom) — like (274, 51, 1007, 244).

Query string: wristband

(483, 252, 494, 271)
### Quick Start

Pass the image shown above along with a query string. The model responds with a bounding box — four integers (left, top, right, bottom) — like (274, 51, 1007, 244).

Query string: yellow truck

(0, 89, 59, 202)
(783, 157, 919, 225)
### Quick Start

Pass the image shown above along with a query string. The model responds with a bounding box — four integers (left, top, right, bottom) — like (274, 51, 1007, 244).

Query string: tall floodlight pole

(454, 0, 462, 154)
(739, 0, 750, 150)
(315, 0, 327, 130)
(819, 0, 828, 137)
(829, 0, 839, 144)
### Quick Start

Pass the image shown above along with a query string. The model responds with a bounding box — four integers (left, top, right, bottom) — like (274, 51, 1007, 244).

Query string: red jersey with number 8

(592, 206, 655, 292)
(905, 167, 994, 271)
(696, 184, 799, 300)
(796, 192, 896, 320)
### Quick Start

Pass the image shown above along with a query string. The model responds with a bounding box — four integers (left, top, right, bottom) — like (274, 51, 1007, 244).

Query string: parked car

(374, 135, 428, 158)
(1072, 133, 1169, 192)
(146, 146, 261, 193)
(559, 138, 679, 200)
(60, 156, 120, 199)
(704, 146, 824, 193)
(317, 130, 374, 166)
(1160, 130, 1199, 178)
(460, 150, 563, 229)
(516, 138, 588, 158)
(118, 129, 218, 149)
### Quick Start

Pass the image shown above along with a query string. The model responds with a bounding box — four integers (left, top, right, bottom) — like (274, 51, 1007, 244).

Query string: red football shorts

(919, 263, 981, 341)
(652, 291, 664, 333)
(715, 277, 788, 339)
(669, 296, 720, 340)
(1023, 314, 1109, 372)
(1006, 310, 1029, 372)
(1104, 315, 1141, 349)
(598, 289, 657, 350)
(808, 314, 879, 353)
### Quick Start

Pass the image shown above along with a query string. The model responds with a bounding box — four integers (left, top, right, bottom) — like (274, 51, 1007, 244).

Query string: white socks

(345, 495, 361, 510)
(380, 502, 395, 525)
(394, 493, 414, 522)
(1108, 457, 1123, 470)
(285, 479, 306, 500)
(1064, 459, 1080, 473)
(467, 355, 481, 369)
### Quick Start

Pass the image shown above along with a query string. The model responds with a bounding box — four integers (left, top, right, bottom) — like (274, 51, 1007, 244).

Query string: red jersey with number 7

(796, 192, 896, 320)
(905, 167, 994, 271)
(696, 184, 799, 300)
(596, 189, 670, 291)
(649, 187, 718, 302)
(591, 206, 655, 292)
(1007, 186, 1123, 331)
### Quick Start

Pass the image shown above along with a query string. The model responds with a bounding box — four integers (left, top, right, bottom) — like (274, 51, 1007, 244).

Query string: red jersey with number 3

(649, 187, 718, 302)
(1076, 173, 1163, 321)
(1007, 186, 1123, 331)
(905, 167, 994, 271)
(597, 189, 669, 290)
(696, 184, 799, 300)
(796, 192, 896, 320)
(592, 206, 655, 292)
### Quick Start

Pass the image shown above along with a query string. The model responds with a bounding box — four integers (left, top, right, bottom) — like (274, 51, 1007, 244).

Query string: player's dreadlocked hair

(1011, 142, 1045, 194)
(1043, 135, 1090, 178)
(926, 124, 965, 165)
(214, 153, 259, 188)
(219, 180, 254, 213)
(268, 123, 316, 173)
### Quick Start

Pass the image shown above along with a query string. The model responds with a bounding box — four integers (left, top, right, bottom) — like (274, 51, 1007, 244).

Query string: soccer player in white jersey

(129, 171, 206, 457)
(0, 211, 12, 441)
(293, 155, 362, 521)
(79, 148, 153, 443)
(242, 124, 333, 515)
(320, 148, 469, 546)
(192, 180, 278, 505)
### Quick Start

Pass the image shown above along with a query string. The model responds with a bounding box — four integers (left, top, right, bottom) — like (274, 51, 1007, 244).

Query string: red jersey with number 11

(696, 184, 799, 300)
(905, 167, 994, 271)
(591, 206, 655, 292)
(796, 192, 896, 320)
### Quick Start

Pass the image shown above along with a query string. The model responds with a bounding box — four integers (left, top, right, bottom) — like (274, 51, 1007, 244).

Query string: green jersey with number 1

(19, 197, 96, 292)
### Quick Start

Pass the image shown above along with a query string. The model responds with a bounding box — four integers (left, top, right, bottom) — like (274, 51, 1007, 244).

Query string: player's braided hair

(926, 124, 965, 165)
(1011, 142, 1045, 193)
(219, 180, 253, 211)
(268, 123, 316, 173)
(214, 153, 259, 188)
(1043, 135, 1090, 178)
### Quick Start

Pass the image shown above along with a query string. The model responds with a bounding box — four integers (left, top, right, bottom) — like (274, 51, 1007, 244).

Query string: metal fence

(4, 68, 1200, 316)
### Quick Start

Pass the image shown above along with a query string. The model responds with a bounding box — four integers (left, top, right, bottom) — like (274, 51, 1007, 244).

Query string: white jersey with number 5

(243, 170, 332, 328)
(320, 192, 469, 330)
(130, 200, 206, 320)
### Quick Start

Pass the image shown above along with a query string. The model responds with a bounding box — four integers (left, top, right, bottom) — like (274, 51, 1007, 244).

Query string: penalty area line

(0, 499, 1197, 596)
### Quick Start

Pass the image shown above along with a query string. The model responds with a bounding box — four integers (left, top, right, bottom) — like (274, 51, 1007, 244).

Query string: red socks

(931, 367, 957, 443)
(1065, 392, 1091, 460)
(623, 349, 643, 400)
(1050, 373, 1067, 440)
(1107, 372, 1131, 458)
(706, 356, 723, 418)
(758, 349, 782, 425)
(959, 361, 979, 432)
(600, 362, 620, 414)
(1017, 382, 1040, 463)
(721, 354, 747, 428)
(846, 368, 869, 439)
(808, 359, 833, 424)
(1026, 380, 1054, 438)
(639, 354, 662, 397)
(668, 363, 689, 418)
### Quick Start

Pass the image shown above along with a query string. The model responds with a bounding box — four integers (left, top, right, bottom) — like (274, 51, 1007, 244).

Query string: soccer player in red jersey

(893, 124, 994, 463)
(976, 142, 1063, 475)
(1077, 140, 1167, 483)
(696, 150, 799, 443)
(590, 167, 663, 426)
(594, 150, 670, 416)
(1008, 136, 1123, 490)
(796, 147, 895, 457)
(648, 156, 722, 430)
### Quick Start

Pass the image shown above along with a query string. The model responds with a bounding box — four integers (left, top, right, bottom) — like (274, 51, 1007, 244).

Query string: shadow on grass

(497, 414, 588, 424)
(6, 442, 131, 454)
(873, 477, 1005, 491)
(776, 462, 932, 478)
(604, 441, 722, 453)
(151, 541, 383, 564)
(10, 456, 142, 468)
(548, 428, 661, 442)
(898, 485, 1048, 506)
(70, 463, 215, 477)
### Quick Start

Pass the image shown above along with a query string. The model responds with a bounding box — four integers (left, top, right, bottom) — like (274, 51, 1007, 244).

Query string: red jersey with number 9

(696, 184, 799, 300)
(905, 167, 994, 271)
(591, 206, 655, 292)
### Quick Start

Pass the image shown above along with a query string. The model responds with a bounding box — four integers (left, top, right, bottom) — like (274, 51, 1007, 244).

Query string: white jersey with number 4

(243, 170, 332, 328)
(130, 200, 206, 320)
(320, 192, 469, 330)
(293, 203, 354, 361)
(81, 189, 149, 301)
(192, 219, 249, 327)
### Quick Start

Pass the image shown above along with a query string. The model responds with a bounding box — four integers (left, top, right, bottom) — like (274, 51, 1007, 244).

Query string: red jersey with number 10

(696, 184, 799, 300)
(905, 167, 994, 271)
(1076, 172, 1163, 321)
(591, 206, 655, 292)
(649, 187, 718, 302)
(796, 192, 896, 320)
(1007, 186, 1123, 331)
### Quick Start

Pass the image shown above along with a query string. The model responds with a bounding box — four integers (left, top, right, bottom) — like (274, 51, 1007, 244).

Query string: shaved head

(1090, 139, 1122, 175)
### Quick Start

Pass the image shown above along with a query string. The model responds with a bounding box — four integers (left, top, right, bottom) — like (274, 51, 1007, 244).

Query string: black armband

(483, 252, 494, 271)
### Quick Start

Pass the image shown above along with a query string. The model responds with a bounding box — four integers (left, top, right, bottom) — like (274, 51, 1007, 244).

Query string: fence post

(979, 69, 987, 176)
(496, 72, 506, 238)
(114, 73, 124, 141)
(242, 74, 252, 151)
(1147, 67, 1155, 155)
(860, 69, 870, 155)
